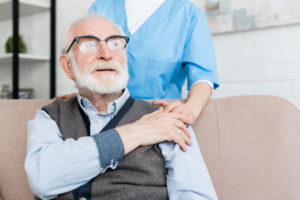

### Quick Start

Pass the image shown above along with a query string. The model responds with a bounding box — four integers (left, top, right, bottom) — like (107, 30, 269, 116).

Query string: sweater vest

(41, 97, 168, 200)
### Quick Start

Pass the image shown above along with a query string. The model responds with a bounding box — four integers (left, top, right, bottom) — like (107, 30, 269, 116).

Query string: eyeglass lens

(78, 37, 126, 54)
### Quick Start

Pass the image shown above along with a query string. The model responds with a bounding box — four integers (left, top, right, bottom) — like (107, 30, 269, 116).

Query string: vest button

(79, 197, 87, 200)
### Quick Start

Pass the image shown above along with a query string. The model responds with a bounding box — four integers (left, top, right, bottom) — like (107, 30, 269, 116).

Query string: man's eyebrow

(79, 32, 95, 36)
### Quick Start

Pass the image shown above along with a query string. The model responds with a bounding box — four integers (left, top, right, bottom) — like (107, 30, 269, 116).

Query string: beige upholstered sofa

(0, 95, 300, 200)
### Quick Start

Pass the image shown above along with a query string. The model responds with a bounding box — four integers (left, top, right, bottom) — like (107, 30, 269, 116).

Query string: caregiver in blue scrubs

(57, 0, 219, 124)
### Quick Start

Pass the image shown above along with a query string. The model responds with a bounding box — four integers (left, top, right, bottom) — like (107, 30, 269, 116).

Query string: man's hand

(152, 100, 199, 125)
(116, 107, 193, 155)
(53, 93, 77, 100)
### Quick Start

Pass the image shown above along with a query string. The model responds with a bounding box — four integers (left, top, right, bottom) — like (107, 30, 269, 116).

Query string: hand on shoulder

(152, 100, 199, 125)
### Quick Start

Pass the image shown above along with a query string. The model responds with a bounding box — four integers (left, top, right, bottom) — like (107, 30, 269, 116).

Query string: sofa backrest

(193, 96, 300, 200)
(0, 96, 299, 200)
(0, 100, 52, 200)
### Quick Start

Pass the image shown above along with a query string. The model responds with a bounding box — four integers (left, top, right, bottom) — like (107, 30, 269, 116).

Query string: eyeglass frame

(65, 35, 130, 54)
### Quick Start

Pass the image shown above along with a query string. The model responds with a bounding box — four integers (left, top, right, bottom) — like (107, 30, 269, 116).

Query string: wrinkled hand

(116, 107, 193, 155)
(53, 93, 77, 100)
(152, 100, 200, 125)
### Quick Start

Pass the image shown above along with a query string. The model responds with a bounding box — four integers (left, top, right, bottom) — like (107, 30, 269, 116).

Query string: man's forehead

(72, 17, 120, 37)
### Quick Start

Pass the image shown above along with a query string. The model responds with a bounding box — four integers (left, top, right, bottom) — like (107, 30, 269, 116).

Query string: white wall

(212, 25, 300, 108)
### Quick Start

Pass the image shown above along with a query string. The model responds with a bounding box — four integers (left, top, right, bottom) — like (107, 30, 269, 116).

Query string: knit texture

(42, 97, 168, 200)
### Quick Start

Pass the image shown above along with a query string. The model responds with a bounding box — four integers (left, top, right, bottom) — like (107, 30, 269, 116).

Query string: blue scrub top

(89, 0, 219, 99)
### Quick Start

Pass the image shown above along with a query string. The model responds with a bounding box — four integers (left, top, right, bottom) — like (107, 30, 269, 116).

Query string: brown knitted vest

(42, 97, 168, 200)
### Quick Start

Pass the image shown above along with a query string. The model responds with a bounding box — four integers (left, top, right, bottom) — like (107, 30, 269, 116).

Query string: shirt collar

(77, 88, 131, 116)
(125, 0, 166, 34)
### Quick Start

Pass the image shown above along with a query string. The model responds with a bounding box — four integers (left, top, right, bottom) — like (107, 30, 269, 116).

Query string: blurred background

(0, 0, 299, 108)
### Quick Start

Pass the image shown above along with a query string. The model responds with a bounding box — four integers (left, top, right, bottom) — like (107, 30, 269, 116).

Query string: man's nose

(96, 41, 113, 61)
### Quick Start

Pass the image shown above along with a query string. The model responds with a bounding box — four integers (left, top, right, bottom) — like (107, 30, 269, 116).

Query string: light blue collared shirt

(25, 89, 218, 199)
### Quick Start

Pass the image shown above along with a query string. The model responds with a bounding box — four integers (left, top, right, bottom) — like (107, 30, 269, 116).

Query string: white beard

(70, 56, 129, 94)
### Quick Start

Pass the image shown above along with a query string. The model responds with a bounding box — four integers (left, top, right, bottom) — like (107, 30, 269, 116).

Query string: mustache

(86, 60, 122, 74)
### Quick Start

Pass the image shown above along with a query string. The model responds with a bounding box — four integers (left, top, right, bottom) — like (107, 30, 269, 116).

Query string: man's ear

(60, 54, 74, 80)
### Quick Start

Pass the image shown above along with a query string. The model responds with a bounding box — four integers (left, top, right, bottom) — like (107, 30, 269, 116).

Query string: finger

(167, 106, 193, 124)
(165, 117, 191, 139)
(67, 93, 77, 99)
(171, 127, 193, 151)
(67, 95, 74, 99)
(164, 101, 181, 113)
(151, 107, 164, 116)
(173, 119, 191, 139)
(151, 107, 164, 115)
(152, 100, 170, 106)
(53, 93, 76, 100)
(52, 95, 65, 100)
(171, 133, 187, 152)
(176, 110, 195, 125)
(170, 112, 193, 125)
(172, 105, 185, 114)
(139, 107, 163, 121)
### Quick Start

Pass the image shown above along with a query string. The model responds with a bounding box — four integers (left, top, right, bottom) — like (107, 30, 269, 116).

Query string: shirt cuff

(191, 80, 214, 91)
(92, 129, 124, 172)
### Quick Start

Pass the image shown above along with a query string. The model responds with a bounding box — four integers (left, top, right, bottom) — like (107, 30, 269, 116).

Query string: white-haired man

(25, 15, 218, 200)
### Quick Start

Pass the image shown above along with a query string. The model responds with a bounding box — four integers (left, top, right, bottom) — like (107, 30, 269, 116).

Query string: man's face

(66, 17, 129, 94)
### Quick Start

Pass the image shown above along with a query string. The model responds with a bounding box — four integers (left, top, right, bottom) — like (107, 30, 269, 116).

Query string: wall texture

(212, 23, 300, 108)
(205, 0, 300, 34)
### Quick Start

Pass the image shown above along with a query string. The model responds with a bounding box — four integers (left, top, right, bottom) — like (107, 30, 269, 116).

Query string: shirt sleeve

(191, 80, 214, 91)
(183, 9, 219, 91)
(158, 126, 218, 200)
(25, 109, 124, 199)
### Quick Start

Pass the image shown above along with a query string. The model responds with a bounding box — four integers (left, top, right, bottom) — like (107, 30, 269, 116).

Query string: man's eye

(109, 39, 122, 47)
(83, 41, 97, 48)
(79, 40, 99, 54)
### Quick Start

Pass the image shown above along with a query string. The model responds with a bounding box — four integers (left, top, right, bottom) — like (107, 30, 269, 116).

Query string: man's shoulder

(42, 96, 78, 114)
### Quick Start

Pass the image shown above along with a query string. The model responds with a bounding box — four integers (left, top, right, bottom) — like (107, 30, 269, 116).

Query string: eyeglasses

(66, 35, 129, 54)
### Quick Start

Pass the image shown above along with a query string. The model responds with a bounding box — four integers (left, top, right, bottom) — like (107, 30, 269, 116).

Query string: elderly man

(25, 15, 218, 200)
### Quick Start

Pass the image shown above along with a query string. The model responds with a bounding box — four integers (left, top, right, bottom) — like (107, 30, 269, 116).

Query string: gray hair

(60, 14, 126, 54)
